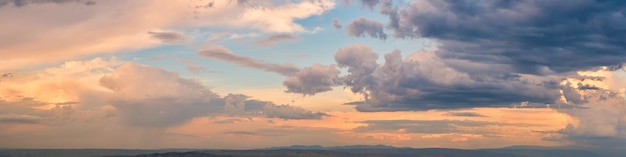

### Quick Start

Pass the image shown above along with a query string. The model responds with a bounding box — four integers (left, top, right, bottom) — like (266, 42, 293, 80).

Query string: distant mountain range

(0, 145, 623, 157)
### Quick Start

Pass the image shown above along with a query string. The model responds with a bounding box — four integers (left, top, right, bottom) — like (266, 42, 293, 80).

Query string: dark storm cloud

(380, 0, 626, 74)
(0, 0, 95, 7)
(197, 46, 300, 76)
(254, 34, 298, 47)
(346, 17, 387, 40)
(147, 31, 187, 44)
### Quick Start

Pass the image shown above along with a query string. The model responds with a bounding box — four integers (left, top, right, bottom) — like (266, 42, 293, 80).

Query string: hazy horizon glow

(1, 0, 625, 149)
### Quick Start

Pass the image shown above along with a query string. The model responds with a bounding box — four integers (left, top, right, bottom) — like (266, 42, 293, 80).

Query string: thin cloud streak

(197, 46, 300, 76)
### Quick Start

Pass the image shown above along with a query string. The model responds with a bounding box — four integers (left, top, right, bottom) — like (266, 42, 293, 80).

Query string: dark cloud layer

(254, 34, 298, 47)
(382, 0, 626, 74)
(198, 46, 300, 76)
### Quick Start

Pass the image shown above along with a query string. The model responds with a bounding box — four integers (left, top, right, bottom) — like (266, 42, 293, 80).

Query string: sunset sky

(1, 0, 626, 149)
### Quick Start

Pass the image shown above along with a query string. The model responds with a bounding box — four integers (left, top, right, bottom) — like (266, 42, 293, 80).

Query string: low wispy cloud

(179, 58, 217, 73)
(148, 31, 188, 44)
(444, 112, 487, 117)
(197, 46, 300, 76)
(355, 119, 539, 135)
(254, 34, 298, 47)
(0, 115, 41, 124)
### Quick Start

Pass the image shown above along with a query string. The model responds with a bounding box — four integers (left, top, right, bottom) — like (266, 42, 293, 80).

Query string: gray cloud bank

(286, 44, 559, 111)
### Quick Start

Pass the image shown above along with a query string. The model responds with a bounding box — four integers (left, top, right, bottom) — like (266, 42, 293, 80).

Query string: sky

(0, 0, 626, 149)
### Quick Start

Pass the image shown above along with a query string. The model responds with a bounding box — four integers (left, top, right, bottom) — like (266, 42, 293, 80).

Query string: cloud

(99, 63, 222, 127)
(366, 50, 558, 111)
(377, 0, 626, 74)
(0, 114, 41, 124)
(289, 44, 560, 111)
(342, 0, 380, 10)
(223, 131, 283, 136)
(100, 63, 325, 127)
(197, 46, 300, 76)
(179, 58, 215, 73)
(346, 17, 387, 40)
(555, 89, 626, 148)
(334, 44, 379, 95)
(263, 104, 328, 120)
(531, 69, 626, 148)
(359, 0, 379, 10)
(1, 73, 14, 77)
(283, 64, 340, 96)
(147, 31, 187, 43)
(332, 18, 342, 30)
(254, 34, 298, 47)
(232, 0, 335, 33)
(0, 0, 95, 7)
(444, 112, 487, 117)
(355, 119, 534, 135)
(220, 94, 327, 120)
(212, 118, 245, 124)
(379, 0, 398, 33)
